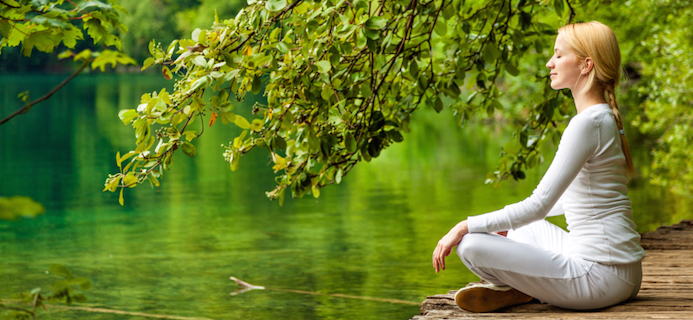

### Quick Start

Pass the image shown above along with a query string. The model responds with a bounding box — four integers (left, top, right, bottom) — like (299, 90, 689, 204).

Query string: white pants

(456, 220, 642, 310)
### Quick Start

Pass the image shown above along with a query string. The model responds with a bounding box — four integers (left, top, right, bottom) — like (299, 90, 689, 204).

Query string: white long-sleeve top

(468, 103, 646, 265)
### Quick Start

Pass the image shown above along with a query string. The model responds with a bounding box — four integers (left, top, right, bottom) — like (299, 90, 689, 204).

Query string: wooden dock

(413, 220, 693, 320)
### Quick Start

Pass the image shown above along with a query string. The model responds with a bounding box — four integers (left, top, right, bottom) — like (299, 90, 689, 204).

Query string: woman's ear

(582, 58, 594, 75)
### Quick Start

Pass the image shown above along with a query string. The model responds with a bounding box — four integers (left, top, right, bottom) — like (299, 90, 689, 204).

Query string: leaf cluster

(619, 0, 693, 195)
(2, 0, 123, 55)
(0, 0, 137, 125)
(105, 0, 587, 205)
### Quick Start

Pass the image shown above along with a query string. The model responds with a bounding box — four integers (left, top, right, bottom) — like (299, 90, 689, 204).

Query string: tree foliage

(118, 0, 207, 62)
(105, 0, 588, 205)
(0, 0, 136, 124)
(614, 0, 693, 196)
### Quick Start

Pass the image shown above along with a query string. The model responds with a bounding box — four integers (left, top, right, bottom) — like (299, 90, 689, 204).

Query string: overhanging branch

(0, 59, 91, 125)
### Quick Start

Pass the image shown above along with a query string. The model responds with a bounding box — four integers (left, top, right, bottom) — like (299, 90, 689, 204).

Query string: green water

(0, 74, 690, 319)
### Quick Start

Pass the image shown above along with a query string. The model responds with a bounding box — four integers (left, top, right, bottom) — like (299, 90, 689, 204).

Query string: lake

(0, 74, 689, 319)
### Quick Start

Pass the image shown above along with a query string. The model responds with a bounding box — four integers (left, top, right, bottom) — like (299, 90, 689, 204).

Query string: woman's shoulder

(570, 104, 612, 127)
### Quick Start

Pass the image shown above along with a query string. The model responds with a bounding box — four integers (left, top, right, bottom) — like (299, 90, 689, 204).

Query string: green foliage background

(2, 0, 693, 200)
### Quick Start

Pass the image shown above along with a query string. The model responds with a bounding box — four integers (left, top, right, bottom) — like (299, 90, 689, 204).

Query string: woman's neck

(572, 86, 608, 114)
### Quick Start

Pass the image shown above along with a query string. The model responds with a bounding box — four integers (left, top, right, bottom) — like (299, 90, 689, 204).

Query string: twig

(229, 276, 419, 305)
(565, 0, 575, 24)
(0, 59, 91, 125)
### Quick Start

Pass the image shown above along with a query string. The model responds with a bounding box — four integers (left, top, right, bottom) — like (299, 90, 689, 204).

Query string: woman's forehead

(553, 34, 570, 52)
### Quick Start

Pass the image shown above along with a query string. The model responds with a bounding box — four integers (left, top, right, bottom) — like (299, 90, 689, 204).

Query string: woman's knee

(456, 233, 491, 261)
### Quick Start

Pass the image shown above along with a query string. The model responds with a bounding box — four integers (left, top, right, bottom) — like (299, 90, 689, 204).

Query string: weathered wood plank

(413, 220, 693, 320)
(413, 312, 693, 320)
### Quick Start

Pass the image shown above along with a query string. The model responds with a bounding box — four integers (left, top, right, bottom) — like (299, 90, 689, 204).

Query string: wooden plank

(413, 312, 693, 320)
(413, 220, 693, 320)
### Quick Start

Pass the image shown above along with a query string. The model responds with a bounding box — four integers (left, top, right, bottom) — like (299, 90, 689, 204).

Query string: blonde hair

(558, 21, 635, 177)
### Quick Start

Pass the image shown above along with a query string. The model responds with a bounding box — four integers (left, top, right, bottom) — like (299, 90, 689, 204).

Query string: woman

(431, 21, 645, 313)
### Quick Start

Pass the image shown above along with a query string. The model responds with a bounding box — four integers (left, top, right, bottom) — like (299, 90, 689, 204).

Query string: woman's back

(561, 103, 645, 264)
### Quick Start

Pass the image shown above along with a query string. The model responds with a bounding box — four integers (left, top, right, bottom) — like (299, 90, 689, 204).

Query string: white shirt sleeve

(546, 196, 565, 217)
(468, 113, 600, 233)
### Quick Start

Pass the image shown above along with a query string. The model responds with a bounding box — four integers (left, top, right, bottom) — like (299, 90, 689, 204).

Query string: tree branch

(566, 0, 575, 24)
(0, 0, 20, 8)
(0, 59, 91, 125)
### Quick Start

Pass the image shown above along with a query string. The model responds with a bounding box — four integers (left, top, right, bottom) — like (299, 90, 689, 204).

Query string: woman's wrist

(453, 220, 469, 237)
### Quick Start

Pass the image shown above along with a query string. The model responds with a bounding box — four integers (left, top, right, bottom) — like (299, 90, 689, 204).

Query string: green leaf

(389, 130, 404, 143)
(77, 1, 112, 12)
(92, 50, 136, 72)
(335, 168, 343, 184)
(535, 39, 544, 54)
(234, 116, 251, 129)
(22, 30, 58, 57)
(466, 91, 477, 104)
(123, 171, 137, 187)
(74, 49, 93, 62)
(251, 75, 262, 94)
(554, 0, 564, 16)
(315, 60, 331, 73)
(30, 16, 70, 29)
(367, 137, 382, 158)
(482, 44, 500, 61)
(434, 97, 443, 113)
(118, 109, 138, 125)
(265, 0, 287, 12)
(181, 142, 196, 157)
(409, 60, 419, 79)
(84, 18, 109, 45)
(192, 56, 206, 67)
(364, 16, 386, 30)
(58, 50, 73, 59)
(335, 24, 357, 39)
(189, 76, 209, 92)
(142, 57, 156, 71)
(505, 62, 519, 76)
(49, 264, 72, 279)
(191, 28, 202, 42)
(116, 151, 136, 169)
(311, 185, 320, 198)
(345, 133, 356, 153)
(515, 170, 526, 180)
(356, 29, 367, 48)
(276, 41, 289, 53)
(434, 20, 447, 36)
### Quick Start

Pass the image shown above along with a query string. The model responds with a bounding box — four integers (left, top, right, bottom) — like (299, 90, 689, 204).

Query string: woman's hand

(432, 220, 469, 273)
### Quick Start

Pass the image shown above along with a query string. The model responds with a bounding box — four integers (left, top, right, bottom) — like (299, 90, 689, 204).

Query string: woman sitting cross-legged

(432, 21, 645, 313)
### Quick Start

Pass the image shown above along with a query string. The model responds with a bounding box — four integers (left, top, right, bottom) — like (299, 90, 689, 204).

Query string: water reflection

(0, 74, 689, 319)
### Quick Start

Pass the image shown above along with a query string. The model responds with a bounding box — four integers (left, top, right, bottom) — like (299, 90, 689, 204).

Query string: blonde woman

(432, 21, 644, 312)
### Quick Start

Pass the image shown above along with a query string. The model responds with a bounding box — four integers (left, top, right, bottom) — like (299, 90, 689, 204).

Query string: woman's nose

(546, 58, 553, 69)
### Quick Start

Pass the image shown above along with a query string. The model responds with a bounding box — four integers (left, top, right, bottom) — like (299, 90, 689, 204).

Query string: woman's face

(546, 34, 583, 90)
